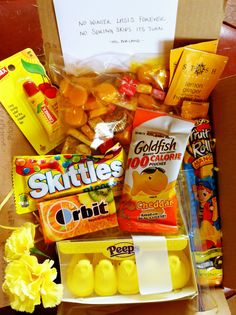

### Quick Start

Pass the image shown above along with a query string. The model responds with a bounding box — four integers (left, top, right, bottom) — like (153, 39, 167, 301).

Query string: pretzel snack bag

(118, 108, 194, 234)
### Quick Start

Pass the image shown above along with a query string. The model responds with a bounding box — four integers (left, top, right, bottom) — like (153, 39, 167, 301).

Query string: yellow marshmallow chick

(168, 251, 191, 290)
(66, 254, 94, 297)
(94, 259, 117, 296)
(117, 260, 139, 295)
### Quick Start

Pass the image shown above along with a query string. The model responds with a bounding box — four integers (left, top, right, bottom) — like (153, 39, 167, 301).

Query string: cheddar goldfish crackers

(118, 108, 194, 234)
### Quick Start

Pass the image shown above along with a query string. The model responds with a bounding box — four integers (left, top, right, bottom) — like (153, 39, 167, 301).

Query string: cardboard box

(0, 0, 234, 313)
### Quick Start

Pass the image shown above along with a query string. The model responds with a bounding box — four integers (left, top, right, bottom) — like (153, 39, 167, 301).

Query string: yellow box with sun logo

(164, 48, 228, 106)
(38, 188, 118, 243)
(0, 48, 65, 154)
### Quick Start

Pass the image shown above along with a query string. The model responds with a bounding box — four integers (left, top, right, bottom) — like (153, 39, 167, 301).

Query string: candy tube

(183, 118, 223, 286)
(23, 81, 61, 141)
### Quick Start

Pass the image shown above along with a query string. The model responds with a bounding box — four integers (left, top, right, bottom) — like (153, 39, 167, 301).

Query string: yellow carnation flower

(4, 222, 36, 262)
(2, 255, 63, 313)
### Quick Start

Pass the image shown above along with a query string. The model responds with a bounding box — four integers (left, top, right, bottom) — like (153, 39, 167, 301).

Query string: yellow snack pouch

(0, 48, 64, 154)
(169, 40, 219, 84)
(164, 48, 228, 106)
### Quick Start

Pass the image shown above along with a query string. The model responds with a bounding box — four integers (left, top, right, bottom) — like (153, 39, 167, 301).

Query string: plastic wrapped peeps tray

(56, 235, 197, 304)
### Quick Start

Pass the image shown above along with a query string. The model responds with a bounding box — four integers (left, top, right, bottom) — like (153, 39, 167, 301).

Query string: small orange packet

(38, 189, 117, 243)
(118, 108, 194, 234)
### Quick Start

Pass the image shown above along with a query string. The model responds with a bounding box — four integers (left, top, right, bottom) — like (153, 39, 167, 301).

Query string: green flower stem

(30, 247, 50, 259)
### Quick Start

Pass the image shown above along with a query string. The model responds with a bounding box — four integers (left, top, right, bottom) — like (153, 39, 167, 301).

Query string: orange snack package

(118, 108, 194, 234)
(38, 189, 117, 243)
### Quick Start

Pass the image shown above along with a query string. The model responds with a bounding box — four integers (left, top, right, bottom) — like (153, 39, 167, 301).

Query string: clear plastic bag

(177, 170, 220, 313)
(49, 53, 171, 154)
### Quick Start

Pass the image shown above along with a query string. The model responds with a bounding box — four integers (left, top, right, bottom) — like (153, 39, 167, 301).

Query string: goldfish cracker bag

(118, 108, 194, 234)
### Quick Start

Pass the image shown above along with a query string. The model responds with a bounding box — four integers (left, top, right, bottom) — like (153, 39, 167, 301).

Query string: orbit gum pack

(12, 144, 125, 214)
(37, 189, 118, 243)
(118, 108, 194, 234)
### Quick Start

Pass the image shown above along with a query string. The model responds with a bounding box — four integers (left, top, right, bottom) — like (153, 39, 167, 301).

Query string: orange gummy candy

(137, 94, 158, 110)
(71, 76, 95, 91)
(181, 101, 209, 119)
(84, 96, 105, 111)
(137, 65, 155, 84)
(93, 83, 119, 103)
(60, 78, 88, 107)
(89, 106, 110, 119)
(66, 84, 88, 107)
(64, 107, 87, 128)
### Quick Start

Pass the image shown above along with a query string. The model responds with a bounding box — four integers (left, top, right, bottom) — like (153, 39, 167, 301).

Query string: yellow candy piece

(67, 128, 92, 147)
(94, 259, 117, 296)
(89, 106, 110, 119)
(93, 83, 119, 103)
(80, 123, 95, 140)
(181, 101, 209, 120)
(168, 251, 191, 290)
(66, 255, 94, 297)
(136, 83, 152, 94)
(117, 260, 139, 295)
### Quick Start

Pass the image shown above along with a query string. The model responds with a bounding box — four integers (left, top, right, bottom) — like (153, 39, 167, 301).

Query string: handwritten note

(53, 0, 179, 64)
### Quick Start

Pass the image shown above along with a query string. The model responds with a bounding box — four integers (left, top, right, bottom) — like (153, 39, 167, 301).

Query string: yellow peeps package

(169, 40, 219, 84)
(57, 235, 197, 302)
(164, 48, 228, 106)
(0, 48, 65, 154)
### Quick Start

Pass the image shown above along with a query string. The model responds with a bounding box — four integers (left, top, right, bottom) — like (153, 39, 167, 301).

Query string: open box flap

(211, 75, 236, 289)
(174, 0, 226, 47)
(37, 0, 226, 67)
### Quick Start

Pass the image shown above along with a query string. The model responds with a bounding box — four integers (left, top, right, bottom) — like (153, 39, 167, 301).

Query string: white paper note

(53, 0, 179, 64)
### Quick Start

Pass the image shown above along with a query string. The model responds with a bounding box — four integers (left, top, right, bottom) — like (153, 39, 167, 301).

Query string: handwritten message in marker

(53, 0, 179, 64)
